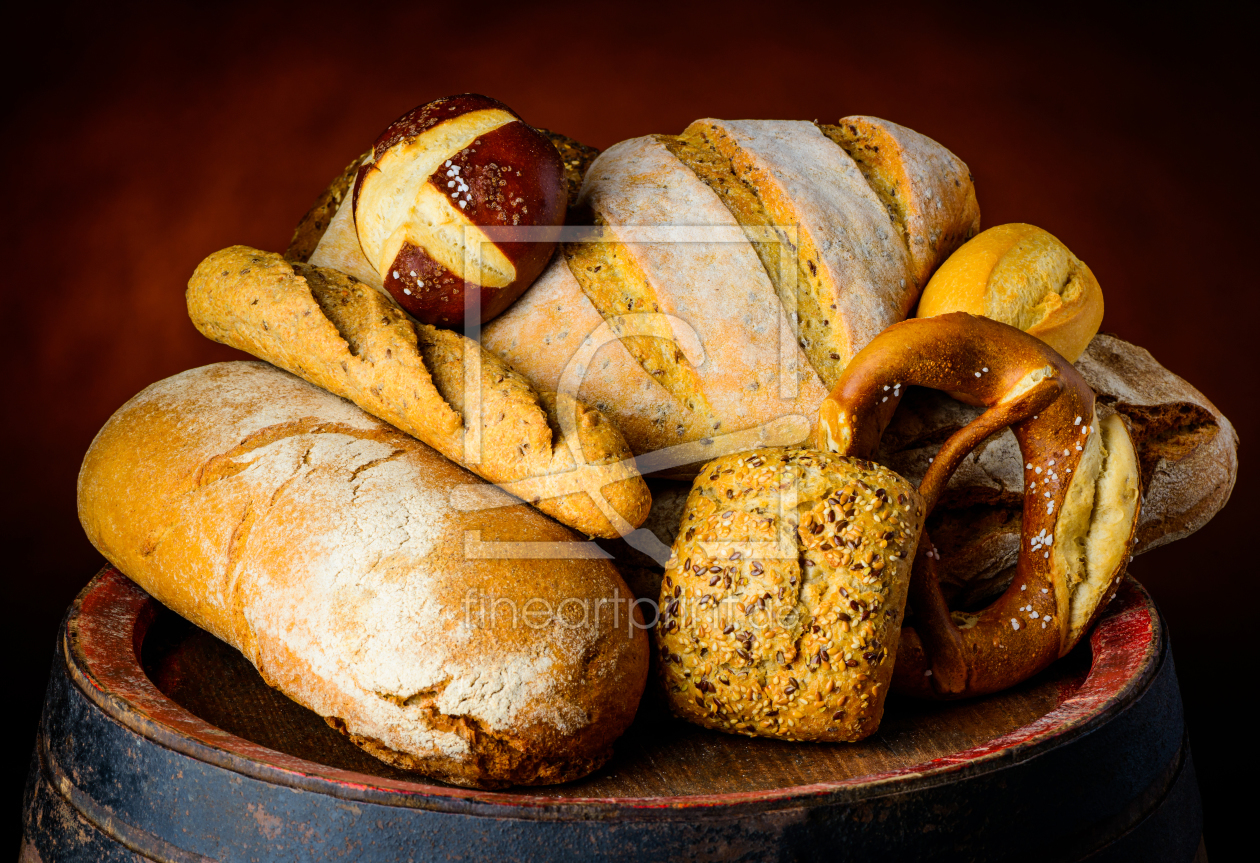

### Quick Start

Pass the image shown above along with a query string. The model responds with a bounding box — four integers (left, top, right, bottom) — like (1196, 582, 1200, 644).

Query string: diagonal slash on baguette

(186, 246, 651, 539)
(451, 414, 811, 564)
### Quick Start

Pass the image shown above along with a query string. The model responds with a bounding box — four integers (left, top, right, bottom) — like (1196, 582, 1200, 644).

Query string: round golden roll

(656, 449, 925, 742)
(915, 223, 1104, 362)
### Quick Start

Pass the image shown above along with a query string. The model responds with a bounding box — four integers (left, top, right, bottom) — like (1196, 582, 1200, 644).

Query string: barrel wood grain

(21, 567, 1202, 861)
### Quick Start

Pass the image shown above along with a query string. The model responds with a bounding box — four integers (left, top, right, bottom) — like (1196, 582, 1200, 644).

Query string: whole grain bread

(78, 361, 649, 788)
(188, 246, 650, 538)
(656, 449, 924, 740)
(481, 116, 979, 457)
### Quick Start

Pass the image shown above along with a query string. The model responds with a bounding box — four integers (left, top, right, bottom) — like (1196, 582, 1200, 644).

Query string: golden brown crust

(78, 362, 649, 788)
(821, 116, 981, 290)
(187, 245, 649, 537)
(872, 333, 1237, 603)
(657, 449, 923, 741)
(914, 224, 1104, 363)
(286, 150, 372, 263)
(818, 314, 1140, 698)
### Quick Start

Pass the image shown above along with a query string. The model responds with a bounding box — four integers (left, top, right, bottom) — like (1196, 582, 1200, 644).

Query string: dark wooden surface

(6, 3, 1254, 856)
(143, 606, 1089, 797)
(22, 567, 1202, 860)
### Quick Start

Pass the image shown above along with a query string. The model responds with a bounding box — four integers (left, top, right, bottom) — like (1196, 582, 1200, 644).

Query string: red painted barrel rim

(65, 566, 1161, 817)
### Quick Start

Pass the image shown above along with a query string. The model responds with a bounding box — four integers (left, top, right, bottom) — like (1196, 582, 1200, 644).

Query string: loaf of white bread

(78, 361, 648, 788)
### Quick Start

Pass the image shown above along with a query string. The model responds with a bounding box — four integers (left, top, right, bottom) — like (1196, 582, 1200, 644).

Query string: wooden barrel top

(22, 566, 1202, 861)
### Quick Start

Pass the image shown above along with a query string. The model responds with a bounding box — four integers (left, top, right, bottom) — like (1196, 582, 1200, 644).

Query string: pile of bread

(78, 95, 1236, 789)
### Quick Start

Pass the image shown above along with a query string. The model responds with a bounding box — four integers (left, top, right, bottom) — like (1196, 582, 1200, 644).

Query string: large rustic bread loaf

(480, 116, 979, 457)
(77, 361, 649, 788)
(188, 246, 650, 539)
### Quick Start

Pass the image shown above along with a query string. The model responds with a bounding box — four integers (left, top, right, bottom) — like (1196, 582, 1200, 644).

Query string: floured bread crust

(78, 361, 649, 788)
(482, 117, 976, 460)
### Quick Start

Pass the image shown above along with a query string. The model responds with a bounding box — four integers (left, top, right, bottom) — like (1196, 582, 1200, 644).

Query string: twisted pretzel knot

(818, 313, 1141, 698)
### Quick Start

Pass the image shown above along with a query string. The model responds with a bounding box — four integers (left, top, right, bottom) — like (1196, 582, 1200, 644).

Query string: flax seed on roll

(657, 450, 924, 742)
(915, 223, 1104, 362)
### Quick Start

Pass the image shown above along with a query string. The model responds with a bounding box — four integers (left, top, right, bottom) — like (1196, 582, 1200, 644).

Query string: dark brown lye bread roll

(78, 361, 648, 789)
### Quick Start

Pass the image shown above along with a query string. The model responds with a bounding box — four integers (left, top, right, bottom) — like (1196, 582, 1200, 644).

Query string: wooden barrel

(22, 566, 1203, 862)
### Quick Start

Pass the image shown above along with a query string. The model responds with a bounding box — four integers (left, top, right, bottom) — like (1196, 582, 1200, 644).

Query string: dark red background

(5, 2, 1255, 855)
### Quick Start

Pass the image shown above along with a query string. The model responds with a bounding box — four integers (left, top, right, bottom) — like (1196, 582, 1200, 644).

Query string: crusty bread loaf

(78, 361, 649, 788)
(602, 334, 1236, 610)
(657, 449, 924, 740)
(187, 246, 650, 538)
(481, 116, 979, 457)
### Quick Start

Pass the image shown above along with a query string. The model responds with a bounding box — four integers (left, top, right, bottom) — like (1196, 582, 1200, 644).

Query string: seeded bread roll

(481, 116, 979, 458)
(656, 449, 924, 741)
(78, 361, 649, 788)
(188, 246, 650, 538)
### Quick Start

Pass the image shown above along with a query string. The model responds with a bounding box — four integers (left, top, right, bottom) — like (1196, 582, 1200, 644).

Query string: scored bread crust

(78, 361, 649, 788)
(481, 117, 977, 459)
(187, 246, 650, 538)
(579, 135, 830, 438)
(693, 119, 914, 386)
(820, 117, 981, 291)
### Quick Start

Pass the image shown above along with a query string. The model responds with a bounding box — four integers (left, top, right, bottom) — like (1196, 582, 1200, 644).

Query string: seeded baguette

(481, 116, 977, 458)
(187, 246, 650, 538)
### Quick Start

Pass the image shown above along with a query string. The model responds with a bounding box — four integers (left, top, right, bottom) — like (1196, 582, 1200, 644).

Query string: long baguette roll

(78, 361, 649, 788)
(188, 246, 650, 539)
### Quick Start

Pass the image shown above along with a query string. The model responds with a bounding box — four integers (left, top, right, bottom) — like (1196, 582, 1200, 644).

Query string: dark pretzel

(817, 313, 1141, 698)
